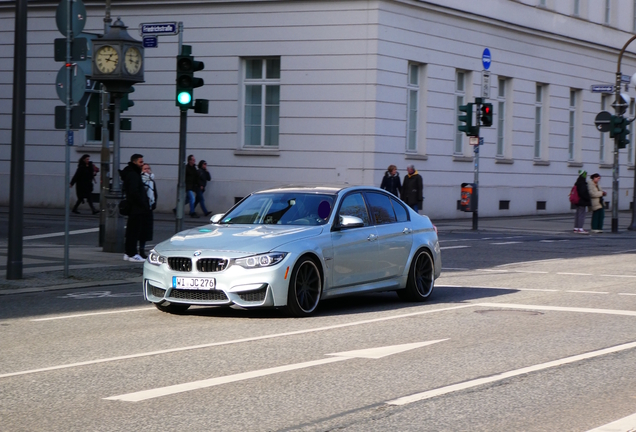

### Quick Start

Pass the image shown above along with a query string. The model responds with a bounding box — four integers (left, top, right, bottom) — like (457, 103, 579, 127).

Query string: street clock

(91, 18, 144, 93)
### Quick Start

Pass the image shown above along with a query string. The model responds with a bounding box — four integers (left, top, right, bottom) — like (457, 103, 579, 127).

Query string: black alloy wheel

(286, 257, 322, 317)
(398, 249, 435, 302)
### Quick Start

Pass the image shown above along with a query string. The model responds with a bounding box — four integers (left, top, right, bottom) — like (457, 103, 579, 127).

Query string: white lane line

(476, 303, 636, 317)
(440, 245, 470, 250)
(510, 270, 549, 274)
(24, 228, 99, 240)
(497, 258, 564, 267)
(612, 249, 636, 254)
(106, 340, 448, 402)
(586, 412, 636, 431)
(387, 340, 636, 406)
(31, 307, 155, 321)
(437, 285, 558, 292)
(557, 272, 593, 276)
(618, 293, 636, 296)
(441, 268, 471, 271)
(0, 304, 474, 380)
(600, 274, 636, 279)
(490, 241, 523, 245)
(566, 290, 609, 295)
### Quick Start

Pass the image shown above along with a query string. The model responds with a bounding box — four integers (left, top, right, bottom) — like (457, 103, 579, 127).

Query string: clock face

(95, 45, 119, 74)
(124, 47, 142, 75)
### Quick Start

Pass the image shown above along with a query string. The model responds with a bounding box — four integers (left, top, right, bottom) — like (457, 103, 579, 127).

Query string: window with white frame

(568, 89, 577, 160)
(600, 96, 608, 163)
(534, 84, 543, 159)
(497, 78, 506, 157)
(455, 71, 466, 154)
(243, 58, 280, 147)
(605, 0, 610, 24)
(406, 63, 419, 152)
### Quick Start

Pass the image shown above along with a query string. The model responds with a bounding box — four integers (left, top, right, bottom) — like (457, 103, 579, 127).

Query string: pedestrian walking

(140, 163, 158, 259)
(402, 164, 423, 212)
(380, 164, 402, 198)
(194, 160, 212, 216)
(70, 154, 99, 215)
(573, 170, 591, 234)
(120, 154, 150, 262)
(587, 173, 606, 233)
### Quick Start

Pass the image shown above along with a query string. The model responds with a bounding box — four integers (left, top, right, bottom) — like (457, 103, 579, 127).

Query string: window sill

(629, 165, 635, 171)
(496, 158, 514, 165)
(234, 148, 280, 157)
(405, 154, 428, 161)
(567, 161, 583, 168)
(533, 159, 549, 166)
(452, 155, 473, 162)
(599, 163, 614, 169)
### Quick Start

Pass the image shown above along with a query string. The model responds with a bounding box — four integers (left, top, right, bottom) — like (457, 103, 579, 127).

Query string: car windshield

(221, 193, 336, 226)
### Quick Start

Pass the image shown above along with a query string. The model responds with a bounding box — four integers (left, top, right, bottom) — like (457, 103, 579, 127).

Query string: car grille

(168, 257, 192, 272)
(197, 258, 229, 273)
(237, 287, 267, 302)
(169, 289, 228, 302)
(148, 283, 166, 299)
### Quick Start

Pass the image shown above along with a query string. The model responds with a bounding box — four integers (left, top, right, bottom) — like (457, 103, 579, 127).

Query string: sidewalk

(1, 209, 635, 295)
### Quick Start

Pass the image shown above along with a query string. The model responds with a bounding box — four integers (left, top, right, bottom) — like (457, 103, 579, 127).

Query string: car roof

(254, 185, 349, 194)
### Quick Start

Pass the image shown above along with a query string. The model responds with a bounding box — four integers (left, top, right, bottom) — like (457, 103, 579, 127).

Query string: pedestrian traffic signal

(176, 45, 204, 110)
(120, 87, 135, 112)
(458, 103, 477, 136)
(480, 103, 493, 127)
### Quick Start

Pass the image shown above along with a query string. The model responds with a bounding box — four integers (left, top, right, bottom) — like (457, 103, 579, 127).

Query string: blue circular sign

(482, 48, 491, 70)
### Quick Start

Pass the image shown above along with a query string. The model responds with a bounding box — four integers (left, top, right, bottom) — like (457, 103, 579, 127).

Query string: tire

(154, 301, 191, 314)
(397, 249, 435, 302)
(285, 257, 322, 317)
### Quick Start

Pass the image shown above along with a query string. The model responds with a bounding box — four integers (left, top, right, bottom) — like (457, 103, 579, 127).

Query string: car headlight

(234, 252, 287, 269)
(148, 249, 167, 266)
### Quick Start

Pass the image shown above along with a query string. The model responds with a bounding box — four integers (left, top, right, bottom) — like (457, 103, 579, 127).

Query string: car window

(337, 193, 370, 226)
(390, 196, 409, 222)
(366, 192, 397, 225)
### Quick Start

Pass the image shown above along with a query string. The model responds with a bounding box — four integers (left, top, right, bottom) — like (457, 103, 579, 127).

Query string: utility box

(461, 183, 477, 212)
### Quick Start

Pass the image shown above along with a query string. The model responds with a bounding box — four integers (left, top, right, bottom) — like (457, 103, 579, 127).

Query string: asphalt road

(1, 220, 636, 431)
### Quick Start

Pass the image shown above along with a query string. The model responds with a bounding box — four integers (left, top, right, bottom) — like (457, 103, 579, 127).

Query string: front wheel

(154, 301, 191, 314)
(285, 257, 322, 317)
(397, 249, 435, 302)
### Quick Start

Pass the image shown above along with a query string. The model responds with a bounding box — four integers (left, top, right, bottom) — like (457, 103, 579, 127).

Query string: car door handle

(367, 234, 378, 241)
(402, 228, 412, 234)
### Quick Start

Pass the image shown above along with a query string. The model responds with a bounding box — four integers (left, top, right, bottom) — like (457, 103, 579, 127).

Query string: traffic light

(609, 115, 631, 149)
(480, 103, 493, 127)
(176, 45, 204, 110)
(458, 103, 477, 136)
(120, 87, 135, 112)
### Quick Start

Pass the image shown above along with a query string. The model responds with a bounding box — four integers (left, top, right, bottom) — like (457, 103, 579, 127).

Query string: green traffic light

(177, 91, 192, 105)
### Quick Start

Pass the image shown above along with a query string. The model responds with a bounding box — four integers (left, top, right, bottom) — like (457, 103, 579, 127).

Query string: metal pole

(629, 160, 636, 230)
(472, 99, 482, 231)
(63, 0, 73, 277)
(176, 109, 187, 233)
(6, 0, 28, 280)
(99, 3, 112, 246)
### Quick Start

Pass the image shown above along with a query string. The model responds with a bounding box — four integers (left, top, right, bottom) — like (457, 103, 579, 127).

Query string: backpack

(569, 184, 580, 205)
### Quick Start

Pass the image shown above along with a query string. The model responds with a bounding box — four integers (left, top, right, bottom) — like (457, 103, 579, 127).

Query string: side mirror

(210, 213, 224, 224)
(338, 215, 365, 229)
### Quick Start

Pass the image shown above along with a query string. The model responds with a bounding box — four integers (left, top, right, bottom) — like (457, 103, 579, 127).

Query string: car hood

(156, 224, 325, 254)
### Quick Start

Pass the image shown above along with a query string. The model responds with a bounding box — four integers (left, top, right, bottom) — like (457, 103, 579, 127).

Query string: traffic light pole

(176, 109, 188, 233)
(473, 99, 482, 231)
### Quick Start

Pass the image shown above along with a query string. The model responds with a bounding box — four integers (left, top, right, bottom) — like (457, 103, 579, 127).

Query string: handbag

(118, 199, 130, 216)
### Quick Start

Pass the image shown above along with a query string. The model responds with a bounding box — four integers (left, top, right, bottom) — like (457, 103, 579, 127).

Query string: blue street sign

(591, 85, 614, 93)
(67, 130, 74, 146)
(143, 36, 158, 48)
(482, 48, 491, 70)
(140, 22, 178, 35)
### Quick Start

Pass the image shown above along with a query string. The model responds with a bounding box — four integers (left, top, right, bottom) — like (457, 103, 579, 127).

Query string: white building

(1, 0, 636, 219)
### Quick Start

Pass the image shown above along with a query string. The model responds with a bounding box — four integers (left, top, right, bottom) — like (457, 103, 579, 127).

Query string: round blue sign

(482, 48, 491, 70)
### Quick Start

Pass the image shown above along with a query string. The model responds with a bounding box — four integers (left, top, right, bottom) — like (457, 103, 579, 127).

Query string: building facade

(1, 0, 635, 219)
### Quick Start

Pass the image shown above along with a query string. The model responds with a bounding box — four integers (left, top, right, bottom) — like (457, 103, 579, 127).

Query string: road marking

(490, 241, 523, 245)
(387, 340, 636, 406)
(31, 307, 154, 322)
(586, 412, 636, 431)
(600, 274, 636, 279)
(476, 303, 636, 317)
(441, 267, 471, 271)
(440, 245, 470, 250)
(0, 304, 472, 379)
(105, 340, 448, 402)
(612, 249, 636, 254)
(510, 270, 549, 274)
(23, 228, 99, 240)
(438, 285, 558, 292)
(565, 290, 609, 295)
(618, 293, 636, 296)
(558, 272, 593, 276)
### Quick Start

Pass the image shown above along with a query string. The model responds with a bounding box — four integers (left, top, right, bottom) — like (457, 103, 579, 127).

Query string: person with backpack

(572, 170, 591, 234)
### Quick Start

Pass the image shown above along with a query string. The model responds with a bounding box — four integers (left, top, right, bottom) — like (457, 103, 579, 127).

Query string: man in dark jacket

(380, 164, 401, 198)
(185, 154, 200, 217)
(573, 170, 591, 234)
(402, 165, 424, 212)
(120, 154, 149, 261)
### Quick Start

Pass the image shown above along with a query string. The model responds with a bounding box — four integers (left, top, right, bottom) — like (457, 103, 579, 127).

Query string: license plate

(173, 277, 216, 290)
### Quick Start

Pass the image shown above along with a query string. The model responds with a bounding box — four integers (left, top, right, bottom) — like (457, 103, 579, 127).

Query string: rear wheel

(285, 257, 322, 317)
(154, 301, 191, 314)
(397, 249, 435, 302)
